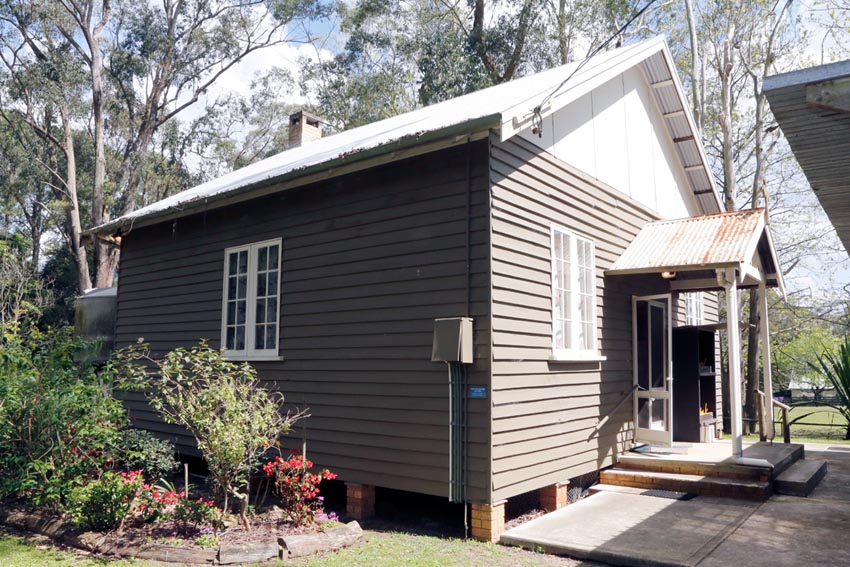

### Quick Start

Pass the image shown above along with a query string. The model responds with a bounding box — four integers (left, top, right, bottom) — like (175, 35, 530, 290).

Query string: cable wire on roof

(532, 0, 661, 134)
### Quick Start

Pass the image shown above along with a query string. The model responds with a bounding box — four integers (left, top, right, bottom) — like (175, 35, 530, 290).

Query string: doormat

(640, 489, 698, 501)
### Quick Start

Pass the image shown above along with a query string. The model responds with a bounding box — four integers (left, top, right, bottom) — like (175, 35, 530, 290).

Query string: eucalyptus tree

(301, 0, 637, 129)
(0, 0, 326, 292)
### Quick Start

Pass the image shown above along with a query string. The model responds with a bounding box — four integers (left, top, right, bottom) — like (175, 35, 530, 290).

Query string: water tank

(74, 287, 117, 362)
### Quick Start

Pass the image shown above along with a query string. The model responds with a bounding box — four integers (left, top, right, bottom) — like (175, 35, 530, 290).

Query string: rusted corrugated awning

(606, 209, 784, 291)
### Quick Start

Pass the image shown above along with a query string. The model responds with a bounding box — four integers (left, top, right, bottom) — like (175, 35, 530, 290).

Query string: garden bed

(0, 504, 362, 564)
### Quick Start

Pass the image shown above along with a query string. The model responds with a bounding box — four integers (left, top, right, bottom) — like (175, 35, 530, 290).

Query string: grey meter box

(431, 317, 473, 364)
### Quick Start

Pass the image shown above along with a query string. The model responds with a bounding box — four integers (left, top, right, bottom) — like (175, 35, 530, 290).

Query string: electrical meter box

(431, 317, 473, 364)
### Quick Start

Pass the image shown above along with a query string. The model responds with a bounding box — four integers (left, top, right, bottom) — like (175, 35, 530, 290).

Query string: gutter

(87, 114, 501, 238)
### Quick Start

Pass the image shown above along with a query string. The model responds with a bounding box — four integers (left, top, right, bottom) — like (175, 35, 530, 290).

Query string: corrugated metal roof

(608, 210, 782, 286)
(90, 36, 722, 235)
(764, 61, 850, 257)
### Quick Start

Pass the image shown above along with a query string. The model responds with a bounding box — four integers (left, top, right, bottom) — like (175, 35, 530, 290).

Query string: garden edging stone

(0, 507, 364, 564)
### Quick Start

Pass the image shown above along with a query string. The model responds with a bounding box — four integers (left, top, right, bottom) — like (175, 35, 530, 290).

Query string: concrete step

(744, 442, 805, 479)
(600, 467, 772, 500)
(774, 459, 828, 497)
(617, 454, 770, 481)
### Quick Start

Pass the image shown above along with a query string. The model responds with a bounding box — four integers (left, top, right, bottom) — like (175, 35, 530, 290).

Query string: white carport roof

(90, 36, 722, 236)
(764, 61, 850, 257)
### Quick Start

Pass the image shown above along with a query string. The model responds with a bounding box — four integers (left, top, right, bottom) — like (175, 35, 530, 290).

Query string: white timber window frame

(221, 238, 283, 361)
(684, 291, 704, 326)
(550, 225, 604, 362)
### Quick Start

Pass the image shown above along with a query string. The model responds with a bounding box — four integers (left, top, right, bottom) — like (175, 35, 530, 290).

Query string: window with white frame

(684, 291, 704, 326)
(551, 225, 598, 358)
(221, 238, 281, 359)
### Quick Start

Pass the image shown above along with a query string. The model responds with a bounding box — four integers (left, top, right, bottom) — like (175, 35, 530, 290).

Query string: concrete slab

(502, 443, 850, 567)
(501, 491, 759, 567)
(805, 444, 850, 502)
(699, 496, 850, 567)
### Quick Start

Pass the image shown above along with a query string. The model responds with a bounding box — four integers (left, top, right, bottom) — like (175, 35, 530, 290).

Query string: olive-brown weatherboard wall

(115, 141, 493, 503)
(487, 134, 719, 503)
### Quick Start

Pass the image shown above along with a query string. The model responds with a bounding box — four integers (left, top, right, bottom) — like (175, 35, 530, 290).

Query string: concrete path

(501, 443, 850, 567)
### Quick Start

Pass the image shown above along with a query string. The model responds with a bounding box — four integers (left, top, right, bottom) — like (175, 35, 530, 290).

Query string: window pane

(265, 325, 276, 349)
(258, 247, 268, 271)
(228, 252, 238, 276)
(227, 302, 236, 325)
(235, 326, 245, 350)
(257, 272, 267, 296)
(267, 298, 277, 323)
(228, 276, 237, 300)
(267, 272, 278, 295)
(255, 325, 265, 350)
(553, 231, 563, 260)
(238, 251, 248, 273)
(269, 245, 279, 269)
(256, 299, 266, 324)
(581, 323, 595, 350)
(236, 300, 246, 325)
(226, 327, 235, 350)
(237, 275, 247, 298)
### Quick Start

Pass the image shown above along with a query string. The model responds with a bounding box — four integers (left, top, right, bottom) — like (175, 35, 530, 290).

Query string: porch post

(721, 268, 744, 458)
(759, 280, 775, 441)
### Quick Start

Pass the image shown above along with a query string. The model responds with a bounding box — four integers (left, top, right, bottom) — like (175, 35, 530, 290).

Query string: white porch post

(721, 268, 744, 458)
(759, 280, 775, 441)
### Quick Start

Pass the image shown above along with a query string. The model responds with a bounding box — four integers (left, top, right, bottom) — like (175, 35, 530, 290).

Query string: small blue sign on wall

(469, 386, 487, 399)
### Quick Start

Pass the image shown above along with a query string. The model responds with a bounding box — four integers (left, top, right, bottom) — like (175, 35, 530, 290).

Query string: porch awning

(606, 209, 784, 293)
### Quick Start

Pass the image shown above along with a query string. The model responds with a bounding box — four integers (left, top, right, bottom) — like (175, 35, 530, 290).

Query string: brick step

(774, 459, 828, 497)
(600, 468, 772, 500)
(587, 483, 691, 498)
(616, 454, 771, 481)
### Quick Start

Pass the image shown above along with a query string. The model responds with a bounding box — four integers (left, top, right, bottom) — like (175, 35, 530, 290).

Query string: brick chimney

(288, 111, 323, 149)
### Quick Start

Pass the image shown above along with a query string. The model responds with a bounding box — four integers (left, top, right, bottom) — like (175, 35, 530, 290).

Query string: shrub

(66, 470, 141, 531)
(117, 341, 302, 520)
(131, 477, 216, 532)
(262, 450, 337, 525)
(0, 324, 128, 508)
(812, 337, 850, 440)
(117, 428, 178, 482)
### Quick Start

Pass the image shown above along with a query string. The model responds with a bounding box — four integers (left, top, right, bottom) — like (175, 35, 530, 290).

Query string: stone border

(0, 508, 363, 565)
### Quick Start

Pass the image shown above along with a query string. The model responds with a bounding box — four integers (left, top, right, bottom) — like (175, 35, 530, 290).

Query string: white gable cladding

(519, 67, 698, 219)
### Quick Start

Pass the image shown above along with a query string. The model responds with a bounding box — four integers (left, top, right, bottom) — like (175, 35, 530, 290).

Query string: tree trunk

(719, 33, 736, 211)
(556, 0, 568, 64)
(684, 0, 702, 132)
(88, 1, 112, 288)
(62, 109, 92, 292)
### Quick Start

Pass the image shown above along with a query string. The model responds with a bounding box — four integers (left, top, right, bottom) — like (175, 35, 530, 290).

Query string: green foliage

(118, 341, 300, 515)
(0, 324, 128, 509)
(194, 532, 219, 549)
(65, 471, 140, 531)
(116, 428, 178, 483)
(811, 337, 850, 440)
(0, 243, 50, 328)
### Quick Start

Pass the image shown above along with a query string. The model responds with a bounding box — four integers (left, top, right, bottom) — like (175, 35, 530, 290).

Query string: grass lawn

(0, 527, 596, 567)
(743, 404, 850, 444)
